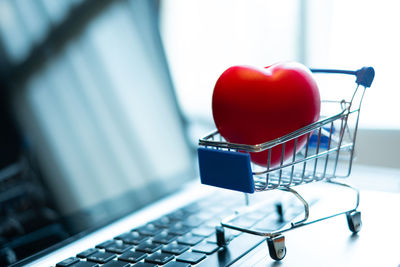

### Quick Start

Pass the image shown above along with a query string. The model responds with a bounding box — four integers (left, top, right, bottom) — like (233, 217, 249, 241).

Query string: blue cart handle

(310, 67, 375, 88)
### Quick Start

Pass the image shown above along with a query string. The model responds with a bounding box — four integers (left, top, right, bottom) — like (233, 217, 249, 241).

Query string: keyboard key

(118, 251, 147, 263)
(197, 210, 216, 219)
(176, 252, 206, 264)
(161, 243, 190, 255)
(177, 234, 204, 246)
(206, 229, 236, 244)
(246, 210, 268, 220)
(132, 262, 157, 267)
(163, 262, 190, 267)
(135, 224, 163, 236)
(192, 226, 215, 237)
(101, 261, 130, 267)
(167, 210, 189, 221)
(70, 262, 99, 267)
(77, 248, 98, 258)
(207, 205, 227, 215)
(214, 210, 236, 221)
(105, 242, 133, 254)
(135, 241, 163, 253)
(204, 219, 221, 227)
(144, 252, 174, 265)
(180, 202, 202, 214)
(87, 251, 116, 264)
(56, 257, 80, 267)
(152, 232, 178, 244)
(152, 216, 174, 228)
(230, 215, 259, 228)
(115, 232, 149, 245)
(206, 233, 217, 243)
(182, 215, 205, 227)
(192, 242, 220, 254)
(167, 223, 192, 236)
(95, 240, 114, 249)
(196, 233, 265, 267)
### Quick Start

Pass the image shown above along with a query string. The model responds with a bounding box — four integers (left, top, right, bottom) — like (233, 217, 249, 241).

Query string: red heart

(212, 62, 321, 167)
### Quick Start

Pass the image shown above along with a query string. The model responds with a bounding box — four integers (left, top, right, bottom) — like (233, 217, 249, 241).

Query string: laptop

(2, 1, 285, 266)
(2, 1, 400, 267)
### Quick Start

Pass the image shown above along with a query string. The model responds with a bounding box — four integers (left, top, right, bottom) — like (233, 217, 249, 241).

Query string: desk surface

(235, 165, 400, 267)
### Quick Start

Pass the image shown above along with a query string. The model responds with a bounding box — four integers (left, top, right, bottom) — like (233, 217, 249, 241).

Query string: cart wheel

(215, 226, 228, 247)
(267, 235, 286, 261)
(346, 210, 362, 233)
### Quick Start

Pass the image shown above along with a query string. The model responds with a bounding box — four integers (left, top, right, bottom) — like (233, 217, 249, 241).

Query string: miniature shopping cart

(197, 67, 375, 260)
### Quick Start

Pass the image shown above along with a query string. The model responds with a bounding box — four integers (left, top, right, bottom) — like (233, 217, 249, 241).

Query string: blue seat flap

(197, 147, 255, 193)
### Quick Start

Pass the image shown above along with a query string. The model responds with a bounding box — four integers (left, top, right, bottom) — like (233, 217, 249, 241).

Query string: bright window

(160, 0, 400, 131)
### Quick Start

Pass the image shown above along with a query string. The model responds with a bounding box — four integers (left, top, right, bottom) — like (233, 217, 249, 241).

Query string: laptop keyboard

(55, 191, 311, 267)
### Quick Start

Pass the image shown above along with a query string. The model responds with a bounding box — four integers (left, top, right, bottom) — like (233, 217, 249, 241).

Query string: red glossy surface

(212, 62, 321, 167)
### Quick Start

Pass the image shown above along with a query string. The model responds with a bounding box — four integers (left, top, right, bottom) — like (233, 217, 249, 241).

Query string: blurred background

(160, 0, 400, 169)
(0, 0, 399, 265)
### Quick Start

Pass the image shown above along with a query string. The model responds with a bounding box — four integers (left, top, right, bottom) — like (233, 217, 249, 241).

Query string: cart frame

(197, 67, 374, 260)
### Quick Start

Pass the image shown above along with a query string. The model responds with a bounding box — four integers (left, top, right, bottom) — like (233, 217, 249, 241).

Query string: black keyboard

(55, 191, 310, 267)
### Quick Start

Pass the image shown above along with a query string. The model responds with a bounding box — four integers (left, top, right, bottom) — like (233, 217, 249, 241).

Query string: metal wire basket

(197, 67, 375, 261)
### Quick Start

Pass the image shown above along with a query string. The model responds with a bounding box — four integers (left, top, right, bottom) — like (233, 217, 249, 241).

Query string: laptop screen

(2, 0, 195, 264)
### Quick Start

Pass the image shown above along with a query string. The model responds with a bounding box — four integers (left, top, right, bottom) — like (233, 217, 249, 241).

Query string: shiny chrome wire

(199, 67, 373, 246)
